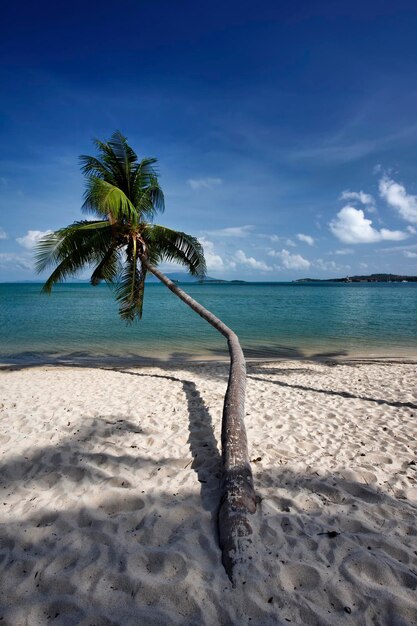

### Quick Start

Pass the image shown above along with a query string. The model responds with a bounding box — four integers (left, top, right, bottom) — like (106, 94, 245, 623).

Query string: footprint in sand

(144, 550, 187, 580)
(35, 511, 59, 527)
(280, 562, 321, 592)
(342, 551, 417, 590)
(108, 476, 132, 488)
(99, 495, 145, 516)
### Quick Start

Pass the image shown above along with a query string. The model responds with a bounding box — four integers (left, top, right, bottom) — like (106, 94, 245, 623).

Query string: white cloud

(258, 234, 296, 246)
(404, 250, 417, 258)
(234, 250, 272, 271)
(16, 229, 52, 249)
(297, 233, 314, 246)
(379, 175, 417, 224)
(199, 237, 225, 271)
(268, 248, 310, 270)
(187, 177, 222, 190)
(205, 225, 254, 238)
(340, 190, 375, 207)
(407, 225, 417, 234)
(379, 243, 417, 253)
(315, 258, 349, 272)
(334, 248, 354, 255)
(0, 253, 32, 271)
(0, 227, 7, 240)
(329, 206, 408, 244)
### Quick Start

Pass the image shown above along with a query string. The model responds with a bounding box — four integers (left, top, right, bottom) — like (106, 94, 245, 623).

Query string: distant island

(296, 273, 417, 283)
(146, 272, 246, 284)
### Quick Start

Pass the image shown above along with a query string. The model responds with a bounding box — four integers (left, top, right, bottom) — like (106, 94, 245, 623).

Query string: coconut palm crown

(35, 131, 206, 321)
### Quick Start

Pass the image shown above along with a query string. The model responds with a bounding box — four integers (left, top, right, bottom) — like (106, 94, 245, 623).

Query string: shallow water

(1, 282, 417, 363)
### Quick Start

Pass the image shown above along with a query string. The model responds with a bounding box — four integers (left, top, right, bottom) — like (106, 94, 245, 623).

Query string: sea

(1, 282, 417, 364)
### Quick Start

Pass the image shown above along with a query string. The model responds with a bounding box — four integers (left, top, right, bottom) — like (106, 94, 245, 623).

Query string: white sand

(0, 359, 416, 625)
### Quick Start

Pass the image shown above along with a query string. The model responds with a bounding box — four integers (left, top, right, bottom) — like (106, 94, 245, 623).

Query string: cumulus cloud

(379, 243, 417, 253)
(340, 190, 375, 208)
(379, 175, 417, 224)
(16, 229, 52, 249)
(404, 250, 417, 258)
(258, 233, 281, 243)
(315, 259, 350, 272)
(258, 234, 296, 246)
(198, 237, 226, 271)
(329, 206, 408, 244)
(187, 177, 222, 190)
(0, 227, 7, 240)
(268, 249, 310, 270)
(297, 233, 314, 246)
(280, 250, 310, 270)
(334, 248, 354, 255)
(0, 253, 32, 270)
(234, 250, 272, 271)
(205, 225, 254, 238)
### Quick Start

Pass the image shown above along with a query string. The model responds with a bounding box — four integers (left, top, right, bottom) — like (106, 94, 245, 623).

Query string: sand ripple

(0, 359, 416, 625)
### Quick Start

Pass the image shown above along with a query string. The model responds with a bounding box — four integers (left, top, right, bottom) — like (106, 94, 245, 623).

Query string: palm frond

(134, 179, 165, 221)
(80, 133, 163, 223)
(82, 178, 138, 222)
(115, 239, 146, 321)
(108, 130, 138, 173)
(79, 155, 115, 182)
(145, 225, 206, 278)
(91, 132, 136, 193)
(91, 245, 121, 286)
(35, 221, 115, 292)
(131, 157, 158, 191)
(147, 176, 165, 213)
(130, 163, 164, 218)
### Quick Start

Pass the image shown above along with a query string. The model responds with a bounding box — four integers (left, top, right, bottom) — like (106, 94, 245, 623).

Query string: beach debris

(317, 530, 340, 538)
(251, 457, 262, 463)
(344, 607, 352, 614)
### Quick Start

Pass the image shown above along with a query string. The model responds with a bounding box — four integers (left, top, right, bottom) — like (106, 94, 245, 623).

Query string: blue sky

(1, 0, 417, 281)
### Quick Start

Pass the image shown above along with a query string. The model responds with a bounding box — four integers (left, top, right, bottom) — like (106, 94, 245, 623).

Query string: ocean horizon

(1, 281, 417, 364)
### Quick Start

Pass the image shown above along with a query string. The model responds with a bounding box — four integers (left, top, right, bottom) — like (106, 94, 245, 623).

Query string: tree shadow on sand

(246, 365, 417, 410)
(2, 357, 417, 623)
(100, 367, 223, 515)
(0, 440, 416, 626)
(0, 343, 353, 373)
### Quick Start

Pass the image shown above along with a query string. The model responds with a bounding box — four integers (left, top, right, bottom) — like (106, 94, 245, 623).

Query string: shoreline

(1, 351, 417, 370)
(1, 358, 416, 624)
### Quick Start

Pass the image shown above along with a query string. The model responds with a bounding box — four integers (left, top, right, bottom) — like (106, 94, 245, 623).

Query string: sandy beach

(0, 358, 416, 625)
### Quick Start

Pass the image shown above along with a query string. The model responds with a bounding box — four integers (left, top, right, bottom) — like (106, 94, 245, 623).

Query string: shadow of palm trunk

(182, 380, 222, 515)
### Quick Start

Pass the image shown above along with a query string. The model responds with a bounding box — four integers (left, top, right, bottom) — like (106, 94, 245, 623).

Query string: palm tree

(35, 131, 256, 582)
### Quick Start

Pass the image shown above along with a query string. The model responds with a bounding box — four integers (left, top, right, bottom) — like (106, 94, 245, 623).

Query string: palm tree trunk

(142, 260, 256, 582)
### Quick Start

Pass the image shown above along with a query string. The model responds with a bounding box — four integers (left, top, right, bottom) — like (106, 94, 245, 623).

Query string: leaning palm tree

(35, 131, 256, 582)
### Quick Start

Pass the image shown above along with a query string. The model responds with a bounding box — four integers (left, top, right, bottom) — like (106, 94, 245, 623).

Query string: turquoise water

(1, 282, 417, 363)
